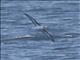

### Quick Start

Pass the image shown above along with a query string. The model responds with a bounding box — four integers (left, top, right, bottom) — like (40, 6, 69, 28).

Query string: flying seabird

(24, 13, 55, 42)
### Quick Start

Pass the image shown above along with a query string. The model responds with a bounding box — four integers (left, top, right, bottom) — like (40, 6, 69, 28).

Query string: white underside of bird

(32, 26, 47, 30)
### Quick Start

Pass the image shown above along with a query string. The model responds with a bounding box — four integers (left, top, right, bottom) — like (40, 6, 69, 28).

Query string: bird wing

(40, 29, 55, 42)
(24, 13, 41, 26)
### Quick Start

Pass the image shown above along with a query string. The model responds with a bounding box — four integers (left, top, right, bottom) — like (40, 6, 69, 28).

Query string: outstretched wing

(24, 13, 41, 26)
(40, 29, 55, 42)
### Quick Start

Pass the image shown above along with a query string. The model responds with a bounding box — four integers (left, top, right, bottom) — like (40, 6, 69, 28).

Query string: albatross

(24, 13, 55, 42)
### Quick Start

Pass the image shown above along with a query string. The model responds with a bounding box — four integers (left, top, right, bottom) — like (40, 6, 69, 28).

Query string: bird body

(32, 25, 47, 30)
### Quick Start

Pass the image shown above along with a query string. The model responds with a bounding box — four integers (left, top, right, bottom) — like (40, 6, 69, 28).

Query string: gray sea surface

(1, 1, 80, 60)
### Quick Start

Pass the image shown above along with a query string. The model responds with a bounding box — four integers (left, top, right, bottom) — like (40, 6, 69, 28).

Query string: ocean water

(1, 1, 80, 60)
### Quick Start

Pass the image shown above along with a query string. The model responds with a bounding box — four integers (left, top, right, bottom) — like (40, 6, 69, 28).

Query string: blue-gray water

(1, 1, 80, 60)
